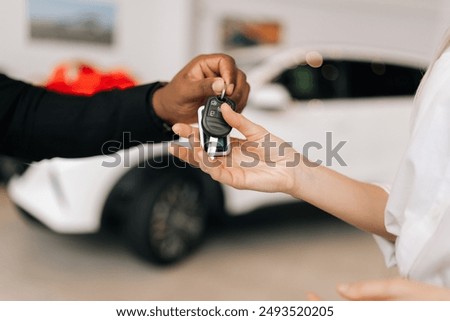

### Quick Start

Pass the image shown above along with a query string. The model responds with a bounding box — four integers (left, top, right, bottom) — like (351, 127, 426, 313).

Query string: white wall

(193, 0, 449, 65)
(1, 0, 449, 85)
(0, 0, 195, 84)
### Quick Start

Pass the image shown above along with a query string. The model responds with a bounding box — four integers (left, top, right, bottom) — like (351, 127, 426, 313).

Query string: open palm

(170, 104, 301, 194)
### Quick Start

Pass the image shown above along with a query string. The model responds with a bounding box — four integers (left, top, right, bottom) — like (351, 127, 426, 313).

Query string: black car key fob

(198, 94, 236, 157)
(201, 96, 236, 138)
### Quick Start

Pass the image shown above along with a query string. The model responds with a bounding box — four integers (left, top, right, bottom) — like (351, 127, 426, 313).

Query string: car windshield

(272, 59, 426, 100)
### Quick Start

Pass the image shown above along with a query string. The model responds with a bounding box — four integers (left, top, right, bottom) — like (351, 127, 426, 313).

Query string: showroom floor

(0, 188, 397, 300)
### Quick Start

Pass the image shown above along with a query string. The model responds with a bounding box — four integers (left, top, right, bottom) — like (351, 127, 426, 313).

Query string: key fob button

(201, 95, 236, 137)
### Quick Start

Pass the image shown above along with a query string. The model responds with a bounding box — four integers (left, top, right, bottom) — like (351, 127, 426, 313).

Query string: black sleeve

(0, 74, 174, 161)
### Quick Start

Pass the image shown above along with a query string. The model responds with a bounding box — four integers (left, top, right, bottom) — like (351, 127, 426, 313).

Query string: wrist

(148, 82, 173, 135)
(151, 82, 173, 125)
(285, 154, 314, 199)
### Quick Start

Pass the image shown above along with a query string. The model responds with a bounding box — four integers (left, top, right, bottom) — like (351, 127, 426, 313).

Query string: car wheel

(0, 156, 29, 184)
(123, 168, 209, 264)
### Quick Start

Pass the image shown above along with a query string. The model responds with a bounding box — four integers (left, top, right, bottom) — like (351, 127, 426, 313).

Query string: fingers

(232, 70, 250, 113)
(337, 281, 388, 301)
(200, 54, 238, 91)
(171, 122, 237, 186)
(200, 73, 249, 112)
(336, 279, 407, 301)
(306, 292, 322, 301)
(215, 57, 250, 112)
(171, 123, 224, 169)
(172, 123, 196, 139)
(339, 278, 450, 301)
(170, 124, 201, 167)
(197, 77, 226, 99)
(189, 54, 250, 112)
(212, 78, 225, 94)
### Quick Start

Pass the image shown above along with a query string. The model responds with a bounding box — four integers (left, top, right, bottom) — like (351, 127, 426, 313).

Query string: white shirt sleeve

(370, 184, 397, 268)
(377, 48, 450, 287)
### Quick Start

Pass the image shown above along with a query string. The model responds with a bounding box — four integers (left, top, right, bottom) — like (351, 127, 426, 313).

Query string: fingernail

(221, 103, 231, 111)
(212, 78, 225, 93)
(172, 125, 179, 134)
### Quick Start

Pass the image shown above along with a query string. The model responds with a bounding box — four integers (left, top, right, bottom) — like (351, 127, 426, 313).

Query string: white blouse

(375, 37, 450, 287)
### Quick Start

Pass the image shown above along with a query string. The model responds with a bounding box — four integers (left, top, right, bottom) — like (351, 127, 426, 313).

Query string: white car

(5, 44, 427, 264)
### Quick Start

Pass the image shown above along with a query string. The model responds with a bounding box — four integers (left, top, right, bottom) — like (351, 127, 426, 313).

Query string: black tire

(122, 166, 212, 264)
(0, 156, 29, 185)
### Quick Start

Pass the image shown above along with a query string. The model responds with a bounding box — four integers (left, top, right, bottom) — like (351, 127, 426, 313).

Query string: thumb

(212, 78, 226, 95)
(336, 280, 393, 301)
(192, 77, 225, 98)
(221, 103, 268, 139)
(306, 292, 322, 301)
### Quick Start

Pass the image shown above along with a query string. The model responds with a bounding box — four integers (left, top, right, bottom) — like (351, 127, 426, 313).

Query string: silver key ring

(220, 83, 227, 100)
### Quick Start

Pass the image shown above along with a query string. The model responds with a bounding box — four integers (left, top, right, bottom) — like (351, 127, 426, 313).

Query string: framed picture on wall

(28, 0, 116, 46)
(222, 18, 282, 50)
